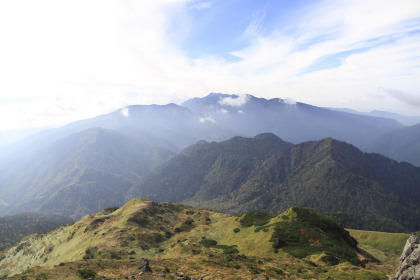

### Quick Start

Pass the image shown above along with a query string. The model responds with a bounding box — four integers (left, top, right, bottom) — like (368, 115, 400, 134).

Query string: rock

(174, 272, 191, 280)
(137, 258, 153, 273)
(391, 235, 420, 280)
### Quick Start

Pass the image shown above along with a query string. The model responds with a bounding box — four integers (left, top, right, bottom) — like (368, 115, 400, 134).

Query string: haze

(0, 0, 419, 132)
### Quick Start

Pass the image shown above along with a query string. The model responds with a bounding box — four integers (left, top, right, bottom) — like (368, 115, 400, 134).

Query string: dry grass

(0, 199, 407, 280)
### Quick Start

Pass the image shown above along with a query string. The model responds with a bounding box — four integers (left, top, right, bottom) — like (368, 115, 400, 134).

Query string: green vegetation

(97, 207, 119, 215)
(199, 239, 218, 248)
(240, 211, 276, 227)
(0, 212, 73, 251)
(348, 229, 410, 263)
(270, 207, 360, 265)
(199, 239, 239, 254)
(76, 268, 97, 279)
(132, 135, 420, 233)
(83, 248, 94, 260)
(35, 273, 48, 280)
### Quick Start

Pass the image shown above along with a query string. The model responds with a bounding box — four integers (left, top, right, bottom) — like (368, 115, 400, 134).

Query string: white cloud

(283, 98, 297, 105)
(0, 198, 9, 207)
(120, 107, 130, 117)
(190, 1, 211, 10)
(1, 0, 420, 131)
(219, 95, 249, 107)
(199, 116, 216, 123)
(380, 88, 420, 107)
(241, 9, 266, 39)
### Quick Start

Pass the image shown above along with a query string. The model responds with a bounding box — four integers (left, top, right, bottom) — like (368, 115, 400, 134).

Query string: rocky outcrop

(137, 258, 153, 273)
(391, 235, 420, 280)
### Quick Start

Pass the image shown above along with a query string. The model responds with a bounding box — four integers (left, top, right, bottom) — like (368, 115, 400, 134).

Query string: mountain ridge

(0, 128, 175, 219)
(130, 134, 420, 232)
(0, 93, 418, 222)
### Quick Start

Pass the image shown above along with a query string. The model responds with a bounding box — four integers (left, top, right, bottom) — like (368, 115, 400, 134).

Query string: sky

(0, 0, 420, 132)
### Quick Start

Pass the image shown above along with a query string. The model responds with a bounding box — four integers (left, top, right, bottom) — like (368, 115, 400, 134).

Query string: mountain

(0, 93, 411, 221)
(129, 133, 294, 203)
(0, 102, 236, 162)
(367, 123, 420, 167)
(0, 128, 174, 219)
(1, 93, 403, 162)
(368, 110, 420, 126)
(328, 107, 420, 126)
(0, 199, 388, 279)
(0, 104, 194, 161)
(130, 134, 420, 232)
(183, 93, 403, 149)
(0, 212, 73, 251)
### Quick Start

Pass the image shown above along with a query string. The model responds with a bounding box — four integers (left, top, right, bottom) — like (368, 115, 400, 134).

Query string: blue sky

(0, 0, 419, 131)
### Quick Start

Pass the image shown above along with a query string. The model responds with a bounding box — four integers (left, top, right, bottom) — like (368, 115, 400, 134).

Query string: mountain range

(0, 93, 419, 232)
(0, 93, 407, 161)
(130, 134, 420, 232)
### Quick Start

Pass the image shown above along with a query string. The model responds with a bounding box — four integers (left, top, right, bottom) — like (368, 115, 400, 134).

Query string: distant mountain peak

(253, 133, 282, 141)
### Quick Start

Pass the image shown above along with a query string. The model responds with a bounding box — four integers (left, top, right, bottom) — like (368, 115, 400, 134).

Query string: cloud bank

(380, 88, 420, 107)
(219, 95, 249, 107)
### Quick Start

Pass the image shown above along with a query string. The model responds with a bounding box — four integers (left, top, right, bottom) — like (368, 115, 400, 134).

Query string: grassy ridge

(347, 229, 410, 264)
(0, 199, 406, 279)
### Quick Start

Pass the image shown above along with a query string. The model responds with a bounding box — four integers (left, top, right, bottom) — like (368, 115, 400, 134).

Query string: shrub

(76, 268, 96, 279)
(128, 214, 150, 226)
(223, 247, 239, 255)
(83, 248, 94, 259)
(200, 239, 218, 248)
(36, 273, 48, 280)
(240, 211, 275, 227)
(109, 251, 121, 259)
(233, 228, 240, 233)
(100, 207, 119, 215)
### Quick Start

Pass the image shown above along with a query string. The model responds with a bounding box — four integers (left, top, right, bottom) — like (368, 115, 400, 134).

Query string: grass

(347, 229, 410, 264)
(0, 200, 408, 280)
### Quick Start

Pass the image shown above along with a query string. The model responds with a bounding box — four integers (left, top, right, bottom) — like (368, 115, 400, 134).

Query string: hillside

(0, 128, 174, 219)
(368, 123, 420, 166)
(0, 199, 392, 280)
(0, 212, 73, 251)
(130, 133, 293, 203)
(347, 229, 410, 265)
(130, 135, 420, 232)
